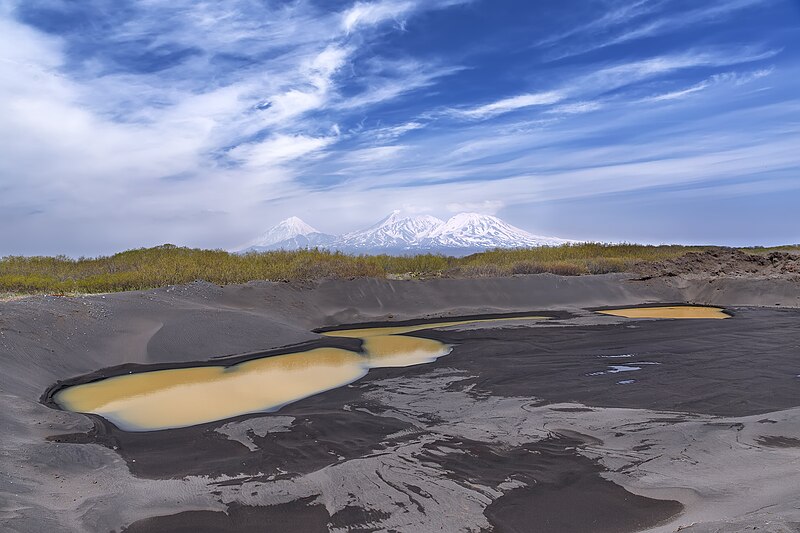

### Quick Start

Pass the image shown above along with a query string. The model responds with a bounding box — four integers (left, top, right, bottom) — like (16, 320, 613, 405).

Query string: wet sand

(1, 274, 799, 532)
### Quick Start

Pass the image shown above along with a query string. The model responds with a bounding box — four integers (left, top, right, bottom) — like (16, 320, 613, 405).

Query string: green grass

(0, 242, 731, 295)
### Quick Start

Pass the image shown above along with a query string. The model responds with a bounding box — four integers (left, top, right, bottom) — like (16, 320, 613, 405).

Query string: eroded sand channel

(53, 315, 548, 431)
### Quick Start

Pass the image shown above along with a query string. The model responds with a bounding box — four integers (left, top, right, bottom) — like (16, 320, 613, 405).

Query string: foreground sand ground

(1, 273, 799, 532)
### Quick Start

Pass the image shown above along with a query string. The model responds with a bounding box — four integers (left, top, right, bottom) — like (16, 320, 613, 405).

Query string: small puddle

(608, 365, 641, 373)
(588, 355, 662, 378)
(587, 365, 641, 376)
(597, 306, 729, 319)
(53, 315, 547, 432)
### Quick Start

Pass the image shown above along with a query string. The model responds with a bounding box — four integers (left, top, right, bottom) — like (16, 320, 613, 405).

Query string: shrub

(0, 242, 711, 294)
(444, 264, 506, 278)
(586, 258, 628, 274)
(509, 261, 548, 275)
(546, 262, 586, 276)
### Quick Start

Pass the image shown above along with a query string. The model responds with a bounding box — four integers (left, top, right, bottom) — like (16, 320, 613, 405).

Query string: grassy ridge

(0, 243, 714, 295)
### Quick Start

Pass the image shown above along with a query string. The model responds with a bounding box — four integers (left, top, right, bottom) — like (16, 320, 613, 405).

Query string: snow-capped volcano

(422, 213, 568, 249)
(253, 216, 319, 246)
(241, 216, 335, 252)
(336, 211, 444, 251)
(238, 212, 571, 255)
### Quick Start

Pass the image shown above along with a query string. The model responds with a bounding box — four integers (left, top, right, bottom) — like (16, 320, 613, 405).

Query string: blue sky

(1, 0, 798, 254)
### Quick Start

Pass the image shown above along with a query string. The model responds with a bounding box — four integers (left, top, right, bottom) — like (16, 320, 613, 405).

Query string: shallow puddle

(359, 335, 451, 367)
(54, 315, 547, 431)
(597, 306, 729, 319)
(55, 348, 367, 432)
(321, 315, 549, 339)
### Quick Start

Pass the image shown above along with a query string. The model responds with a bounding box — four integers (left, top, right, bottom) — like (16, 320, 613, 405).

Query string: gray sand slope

(1, 273, 799, 532)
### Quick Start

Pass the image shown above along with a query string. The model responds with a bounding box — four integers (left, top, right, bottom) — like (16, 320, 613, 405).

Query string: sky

(1, 0, 799, 255)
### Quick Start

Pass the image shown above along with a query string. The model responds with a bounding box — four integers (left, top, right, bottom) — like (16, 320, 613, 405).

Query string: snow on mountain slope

(241, 217, 335, 252)
(239, 212, 571, 254)
(252, 216, 320, 246)
(422, 213, 568, 249)
(337, 211, 445, 250)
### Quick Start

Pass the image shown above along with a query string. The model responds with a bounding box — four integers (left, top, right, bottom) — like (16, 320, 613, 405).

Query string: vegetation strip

(1, 243, 795, 294)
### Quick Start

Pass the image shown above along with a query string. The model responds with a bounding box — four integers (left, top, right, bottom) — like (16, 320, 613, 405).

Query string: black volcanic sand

(414, 306, 800, 417)
(482, 439, 683, 533)
(2, 275, 800, 532)
(48, 307, 799, 532)
(122, 498, 331, 533)
(121, 436, 683, 533)
(48, 308, 800, 479)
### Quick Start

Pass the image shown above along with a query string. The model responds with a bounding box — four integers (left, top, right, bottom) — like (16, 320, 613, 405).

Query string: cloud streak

(453, 91, 565, 119)
(0, 0, 797, 253)
(540, 0, 775, 60)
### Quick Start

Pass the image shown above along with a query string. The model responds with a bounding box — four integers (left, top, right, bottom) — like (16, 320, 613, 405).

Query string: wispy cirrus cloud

(334, 60, 464, 111)
(544, 101, 604, 115)
(1, 0, 797, 253)
(433, 47, 776, 124)
(342, 0, 473, 33)
(342, 0, 416, 33)
(536, 0, 663, 48)
(573, 47, 781, 93)
(227, 134, 338, 169)
(644, 67, 774, 102)
(541, 0, 776, 60)
(0, 0, 468, 182)
(606, 0, 774, 45)
(372, 121, 426, 140)
(451, 91, 565, 119)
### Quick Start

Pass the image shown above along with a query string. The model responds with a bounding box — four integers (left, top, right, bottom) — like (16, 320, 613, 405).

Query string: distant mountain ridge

(239, 212, 570, 255)
(338, 211, 444, 251)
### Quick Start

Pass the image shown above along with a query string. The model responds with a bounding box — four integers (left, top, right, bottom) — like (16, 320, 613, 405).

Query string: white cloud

(342, 0, 416, 33)
(227, 134, 337, 168)
(373, 121, 426, 140)
(648, 81, 711, 101)
(335, 61, 464, 110)
(342, 145, 407, 164)
(437, 48, 773, 123)
(254, 45, 351, 128)
(712, 67, 774, 85)
(454, 91, 565, 120)
(544, 0, 774, 60)
(536, 0, 660, 47)
(445, 200, 505, 214)
(608, 0, 772, 47)
(0, 0, 470, 253)
(544, 101, 604, 115)
(572, 48, 780, 96)
(645, 66, 774, 102)
(0, 0, 794, 253)
(341, 0, 471, 33)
